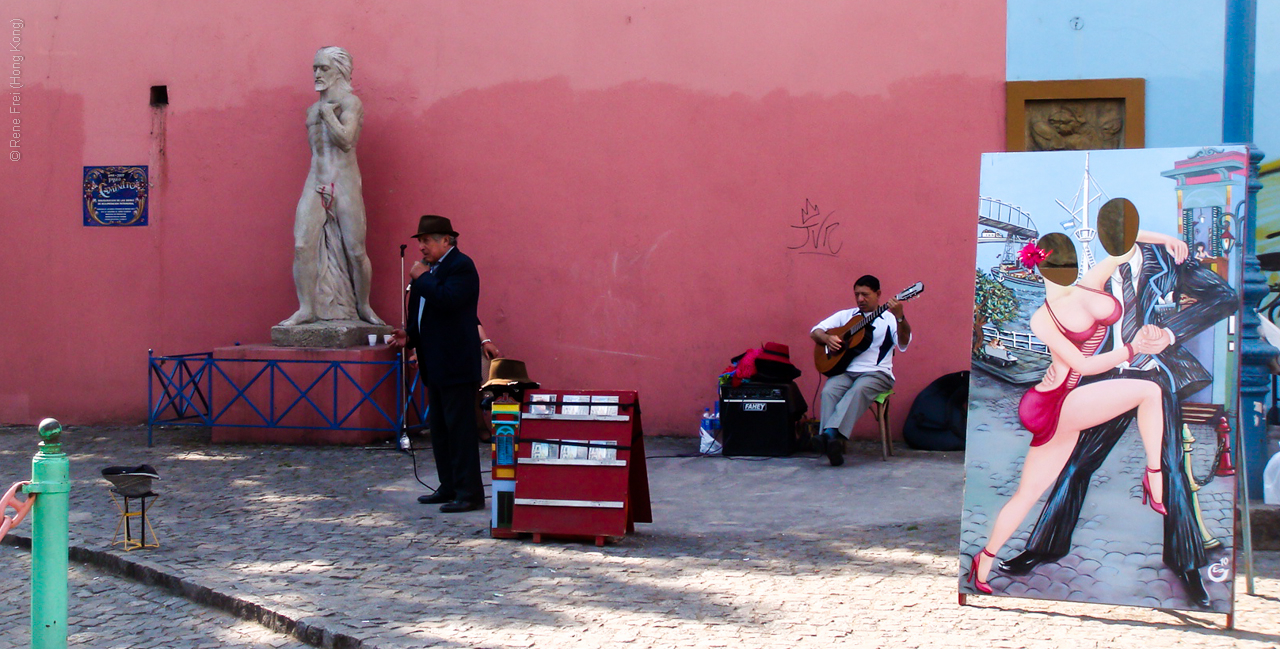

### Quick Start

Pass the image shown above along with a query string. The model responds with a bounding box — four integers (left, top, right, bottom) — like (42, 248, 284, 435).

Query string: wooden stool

(868, 390, 894, 461)
(109, 490, 160, 551)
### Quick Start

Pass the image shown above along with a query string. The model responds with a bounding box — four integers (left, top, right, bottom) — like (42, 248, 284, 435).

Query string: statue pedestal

(271, 320, 393, 349)
(210, 344, 400, 445)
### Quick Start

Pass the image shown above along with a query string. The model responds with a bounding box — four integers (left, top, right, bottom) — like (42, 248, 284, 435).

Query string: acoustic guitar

(813, 282, 924, 377)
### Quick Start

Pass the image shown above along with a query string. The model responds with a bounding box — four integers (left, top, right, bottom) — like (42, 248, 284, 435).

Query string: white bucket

(1264, 451, 1280, 505)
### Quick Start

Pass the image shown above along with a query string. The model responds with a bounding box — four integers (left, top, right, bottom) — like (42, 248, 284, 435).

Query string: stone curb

(1, 532, 374, 649)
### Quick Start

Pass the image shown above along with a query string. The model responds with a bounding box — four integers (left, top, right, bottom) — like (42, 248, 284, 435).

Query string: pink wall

(2, 1, 1005, 436)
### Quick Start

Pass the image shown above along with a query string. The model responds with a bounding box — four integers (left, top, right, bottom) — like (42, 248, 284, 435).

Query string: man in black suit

(391, 215, 485, 513)
(1001, 199, 1238, 608)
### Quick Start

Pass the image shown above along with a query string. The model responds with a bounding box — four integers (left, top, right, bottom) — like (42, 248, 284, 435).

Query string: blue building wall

(1008, 0, 1277, 160)
(1256, 2, 1280, 161)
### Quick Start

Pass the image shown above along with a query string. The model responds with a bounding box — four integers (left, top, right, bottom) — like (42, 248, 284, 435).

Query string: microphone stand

(397, 244, 412, 453)
(397, 245, 436, 493)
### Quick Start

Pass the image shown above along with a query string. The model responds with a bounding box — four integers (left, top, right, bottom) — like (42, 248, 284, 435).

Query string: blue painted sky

(975, 146, 1247, 273)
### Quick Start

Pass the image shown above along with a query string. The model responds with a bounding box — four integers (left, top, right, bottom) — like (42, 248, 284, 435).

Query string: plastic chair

(869, 390, 894, 461)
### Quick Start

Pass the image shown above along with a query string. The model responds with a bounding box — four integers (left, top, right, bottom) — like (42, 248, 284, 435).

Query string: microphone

(401, 244, 412, 293)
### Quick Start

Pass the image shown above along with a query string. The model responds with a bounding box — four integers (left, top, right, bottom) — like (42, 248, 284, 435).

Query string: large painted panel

(960, 146, 1245, 613)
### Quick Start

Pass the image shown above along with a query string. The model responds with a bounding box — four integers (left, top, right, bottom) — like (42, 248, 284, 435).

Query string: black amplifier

(719, 383, 795, 457)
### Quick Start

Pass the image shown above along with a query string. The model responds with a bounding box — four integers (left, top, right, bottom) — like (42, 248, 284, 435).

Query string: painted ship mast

(1056, 152, 1105, 272)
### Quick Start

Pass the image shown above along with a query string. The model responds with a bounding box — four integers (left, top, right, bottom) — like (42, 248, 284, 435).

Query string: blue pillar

(1223, 0, 1269, 499)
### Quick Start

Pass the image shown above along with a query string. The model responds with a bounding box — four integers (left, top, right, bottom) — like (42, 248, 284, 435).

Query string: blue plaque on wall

(83, 166, 149, 226)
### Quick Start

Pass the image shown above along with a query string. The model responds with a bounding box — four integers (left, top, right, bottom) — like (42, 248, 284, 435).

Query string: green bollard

(24, 418, 68, 649)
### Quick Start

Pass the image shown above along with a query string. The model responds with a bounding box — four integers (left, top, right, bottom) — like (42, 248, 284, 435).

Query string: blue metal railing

(147, 350, 428, 446)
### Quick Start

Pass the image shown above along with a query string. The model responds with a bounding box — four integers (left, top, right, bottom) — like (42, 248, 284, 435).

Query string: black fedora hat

(412, 214, 459, 239)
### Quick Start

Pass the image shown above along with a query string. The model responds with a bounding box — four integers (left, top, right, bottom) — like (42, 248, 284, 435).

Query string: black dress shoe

(998, 551, 1063, 576)
(417, 492, 455, 505)
(1176, 568, 1211, 608)
(825, 434, 845, 466)
(439, 498, 485, 513)
(811, 433, 828, 454)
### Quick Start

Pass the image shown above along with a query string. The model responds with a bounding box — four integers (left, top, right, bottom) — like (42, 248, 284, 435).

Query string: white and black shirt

(811, 309, 909, 379)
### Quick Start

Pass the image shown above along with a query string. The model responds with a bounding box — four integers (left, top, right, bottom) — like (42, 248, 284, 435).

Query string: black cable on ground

(406, 447, 438, 493)
(645, 452, 810, 461)
(363, 441, 494, 494)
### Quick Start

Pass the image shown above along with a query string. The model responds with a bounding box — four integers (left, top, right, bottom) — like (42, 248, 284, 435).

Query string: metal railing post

(147, 349, 153, 447)
(25, 418, 69, 649)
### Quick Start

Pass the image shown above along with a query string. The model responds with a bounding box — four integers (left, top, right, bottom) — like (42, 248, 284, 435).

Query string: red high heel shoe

(1141, 467, 1167, 515)
(967, 549, 995, 594)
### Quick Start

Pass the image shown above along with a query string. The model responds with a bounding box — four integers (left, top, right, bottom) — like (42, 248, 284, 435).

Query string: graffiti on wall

(788, 199, 842, 256)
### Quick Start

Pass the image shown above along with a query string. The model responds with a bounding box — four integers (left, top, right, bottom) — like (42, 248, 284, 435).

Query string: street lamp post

(1223, 0, 1266, 596)
(26, 418, 69, 649)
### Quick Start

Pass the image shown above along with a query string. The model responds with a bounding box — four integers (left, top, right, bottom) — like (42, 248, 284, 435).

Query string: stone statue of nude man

(280, 46, 384, 326)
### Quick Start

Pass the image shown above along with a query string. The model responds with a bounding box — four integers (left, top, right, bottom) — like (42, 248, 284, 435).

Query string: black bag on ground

(902, 370, 969, 451)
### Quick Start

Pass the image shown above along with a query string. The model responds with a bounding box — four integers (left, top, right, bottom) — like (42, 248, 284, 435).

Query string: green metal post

(24, 418, 68, 649)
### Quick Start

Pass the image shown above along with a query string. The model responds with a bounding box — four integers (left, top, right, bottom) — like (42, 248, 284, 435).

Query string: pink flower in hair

(1018, 242, 1050, 269)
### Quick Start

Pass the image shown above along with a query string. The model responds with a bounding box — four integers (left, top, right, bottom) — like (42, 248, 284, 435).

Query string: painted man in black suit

(1001, 198, 1238, 608)
(391, 215, 485, 513)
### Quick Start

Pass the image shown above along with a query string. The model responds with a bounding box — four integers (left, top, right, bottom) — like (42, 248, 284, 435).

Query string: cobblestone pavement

(961, 370, 1241, 612)
(0, 424, 1276, 648)
(0, 546, 311, 649)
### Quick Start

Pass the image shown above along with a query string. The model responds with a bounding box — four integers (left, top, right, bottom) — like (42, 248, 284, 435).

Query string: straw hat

(480, 358, 540, 390)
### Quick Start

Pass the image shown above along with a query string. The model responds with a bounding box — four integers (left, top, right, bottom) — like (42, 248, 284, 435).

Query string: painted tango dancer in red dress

(967, 226, 1188, 594)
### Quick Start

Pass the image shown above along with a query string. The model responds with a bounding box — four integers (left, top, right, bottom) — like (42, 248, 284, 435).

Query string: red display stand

(511, 390, 652, 545)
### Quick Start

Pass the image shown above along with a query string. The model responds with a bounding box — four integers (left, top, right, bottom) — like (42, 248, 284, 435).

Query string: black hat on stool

(101, 465, 160, 497)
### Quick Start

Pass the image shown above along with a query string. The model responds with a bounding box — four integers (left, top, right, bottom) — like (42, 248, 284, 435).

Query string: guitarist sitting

(808, 275, 912, 466)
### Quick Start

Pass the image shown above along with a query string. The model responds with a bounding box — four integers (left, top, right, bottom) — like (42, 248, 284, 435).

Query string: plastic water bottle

(710, 402, 721, 436)
(699, 408, 718, 454)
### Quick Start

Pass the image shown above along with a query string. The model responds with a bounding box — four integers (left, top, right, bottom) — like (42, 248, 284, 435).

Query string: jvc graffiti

(788, 199, 842, 256)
